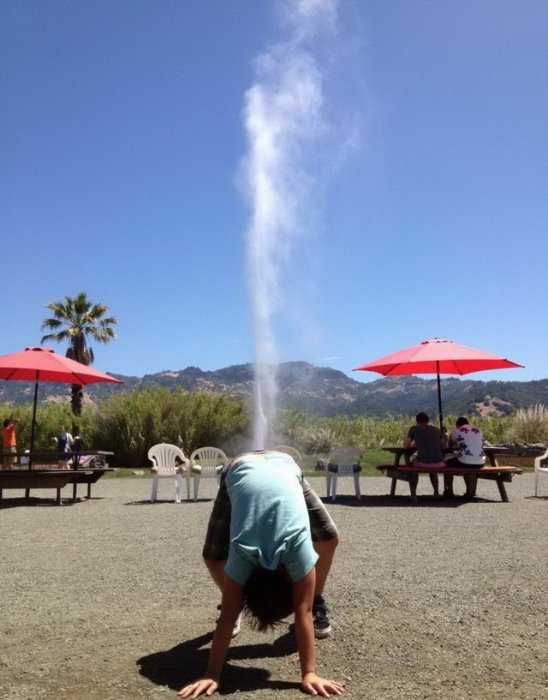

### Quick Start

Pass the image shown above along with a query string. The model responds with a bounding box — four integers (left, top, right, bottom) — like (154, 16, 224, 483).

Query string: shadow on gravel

(124, 499, 216, 506)
(0, 497, 82, 509)
(321, 495, 469, 508)
(138, 628, 299, 694)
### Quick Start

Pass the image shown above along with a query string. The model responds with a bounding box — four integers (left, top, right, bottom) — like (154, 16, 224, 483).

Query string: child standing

(2, 417, 19, 467)
(53, 426, 74, 469)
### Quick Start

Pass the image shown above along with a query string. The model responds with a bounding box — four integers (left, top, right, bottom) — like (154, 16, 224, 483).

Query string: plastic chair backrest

(190, 446, 227, 474)
(535, 449, 548, 470)
(534, 448, 548, 496)
(329, 446, 362, 475)
(148, 443, 186, 475)
(271, 445, 303, 464)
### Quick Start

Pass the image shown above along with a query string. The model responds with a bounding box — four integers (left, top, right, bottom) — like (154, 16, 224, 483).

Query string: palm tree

(41, 292, 118, 415)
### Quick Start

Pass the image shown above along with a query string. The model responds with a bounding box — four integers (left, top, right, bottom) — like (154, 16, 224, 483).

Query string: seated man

(178, 450, 343, 698)
(444, 416, 485, 498)
(404, 412, 446, 497)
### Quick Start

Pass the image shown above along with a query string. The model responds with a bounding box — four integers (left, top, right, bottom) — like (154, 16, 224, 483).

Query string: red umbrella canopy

(0, 347, 122, 385)
(353, 338, 523, 376)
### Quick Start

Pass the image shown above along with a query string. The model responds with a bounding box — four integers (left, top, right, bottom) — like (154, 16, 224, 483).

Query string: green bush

(276, 411, 411, 453)
(3, 395, 547, 470)
(93, 387, 249, 467)
(0, 387, 249, 467)
(0, 403, 86, 451)
(503, 404, 548, 444)
(276, 410, 547, 456)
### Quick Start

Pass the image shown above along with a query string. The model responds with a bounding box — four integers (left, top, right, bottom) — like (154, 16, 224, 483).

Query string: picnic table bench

(0, 450, 114, 505)
(0, 469, 77, 505)
(377, 446, 522, 504)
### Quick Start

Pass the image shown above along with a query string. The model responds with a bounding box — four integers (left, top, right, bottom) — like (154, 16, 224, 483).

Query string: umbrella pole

(436, 363, 444, 433)
(29, 377, 39, 470)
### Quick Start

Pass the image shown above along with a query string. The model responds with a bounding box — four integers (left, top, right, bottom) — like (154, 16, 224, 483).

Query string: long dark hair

(243, 566, 294, 631)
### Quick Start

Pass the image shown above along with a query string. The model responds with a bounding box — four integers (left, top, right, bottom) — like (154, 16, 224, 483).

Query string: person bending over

(178, 450, 343, 699)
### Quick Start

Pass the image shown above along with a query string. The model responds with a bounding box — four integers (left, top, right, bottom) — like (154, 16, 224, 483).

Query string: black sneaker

(312, 594, 332, 639)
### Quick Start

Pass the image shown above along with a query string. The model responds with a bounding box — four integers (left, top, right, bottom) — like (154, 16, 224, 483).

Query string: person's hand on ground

(177, 677, 219, 698)
(301, 672, 344, 696)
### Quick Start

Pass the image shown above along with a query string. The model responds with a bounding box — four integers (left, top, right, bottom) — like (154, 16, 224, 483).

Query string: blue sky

(1, 0, 546, 385)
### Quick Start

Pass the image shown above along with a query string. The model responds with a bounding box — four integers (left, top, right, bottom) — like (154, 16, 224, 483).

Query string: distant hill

(0, 361, 547, 418)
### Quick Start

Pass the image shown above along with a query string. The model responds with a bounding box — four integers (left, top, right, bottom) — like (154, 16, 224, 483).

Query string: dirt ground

(1, 473, 546, 700)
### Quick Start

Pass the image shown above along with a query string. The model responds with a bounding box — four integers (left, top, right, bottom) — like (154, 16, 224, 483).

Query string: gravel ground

(0, 473, 546, 700)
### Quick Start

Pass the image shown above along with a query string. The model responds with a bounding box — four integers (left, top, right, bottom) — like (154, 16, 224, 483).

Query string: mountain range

(1, 361, 547, 418)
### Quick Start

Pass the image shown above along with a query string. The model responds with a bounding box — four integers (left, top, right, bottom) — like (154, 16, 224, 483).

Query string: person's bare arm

(293, 570, 344, 697)
(177, 577, 243, 698)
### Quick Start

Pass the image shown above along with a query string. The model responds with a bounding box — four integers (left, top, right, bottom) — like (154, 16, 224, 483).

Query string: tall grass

(93, 387, 249, 466)
(0, 402, 83, 452)
(1, 394, 546, 469)
(504, 403, 548, 444)
(0, 387, 249, 467)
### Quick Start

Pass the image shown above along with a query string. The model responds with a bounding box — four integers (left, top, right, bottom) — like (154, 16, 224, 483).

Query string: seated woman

(444, 417, 485, 498)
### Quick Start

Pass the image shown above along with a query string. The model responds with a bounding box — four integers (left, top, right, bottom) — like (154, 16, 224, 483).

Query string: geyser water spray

(240, 0, 339, 449)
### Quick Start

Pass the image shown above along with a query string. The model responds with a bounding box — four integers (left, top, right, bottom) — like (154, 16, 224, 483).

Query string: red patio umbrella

(353, 338, 523, 430)
(0, 346, 122, 456)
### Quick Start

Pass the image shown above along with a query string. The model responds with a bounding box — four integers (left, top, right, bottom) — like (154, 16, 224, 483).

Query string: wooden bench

(0, 470, 77, 505)
(376, 464, 522, 504)
(0, 468, 115, 505)
(69, 468, 115, 502)
(0, 450, 114, 505)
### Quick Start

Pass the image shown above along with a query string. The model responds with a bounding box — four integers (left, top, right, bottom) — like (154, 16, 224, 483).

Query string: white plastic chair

(148, 443, 189, 503)
(189, 446, 227, 501)
(271, 445, 303, 465)
(326, 446, 363, 502)
(534, 448, 548, 497)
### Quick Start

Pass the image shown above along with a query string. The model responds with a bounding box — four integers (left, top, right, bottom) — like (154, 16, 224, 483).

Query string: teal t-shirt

(224, 451, 318, 586)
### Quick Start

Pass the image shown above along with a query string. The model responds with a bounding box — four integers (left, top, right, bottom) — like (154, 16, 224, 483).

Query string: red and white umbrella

(353, 338, 523, 429)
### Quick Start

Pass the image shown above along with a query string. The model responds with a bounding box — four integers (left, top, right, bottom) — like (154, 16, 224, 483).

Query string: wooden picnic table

(0, 450, 114, 505)
(377, 446, 521, 503)
(380, 445, 506, 467)
(0, 469, 77, 505)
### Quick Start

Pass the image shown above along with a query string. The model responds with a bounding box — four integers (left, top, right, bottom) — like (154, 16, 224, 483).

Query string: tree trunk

(71, 384, 83, 416)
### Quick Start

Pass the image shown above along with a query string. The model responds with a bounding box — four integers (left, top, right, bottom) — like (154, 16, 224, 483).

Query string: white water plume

(240, 0, 340, 449)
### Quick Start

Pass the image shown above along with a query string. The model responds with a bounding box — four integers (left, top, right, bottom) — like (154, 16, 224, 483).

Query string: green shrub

(276, 411, 411, 453)
(276, 409, 548, 455)
(93, 387, 249, 467)
(0, 402, 89, 451)
(503, 403, 548, 444)
(3, 395, 547, 470)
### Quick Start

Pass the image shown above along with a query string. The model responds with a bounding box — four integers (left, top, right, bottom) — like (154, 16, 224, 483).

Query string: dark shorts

(202, 475, 339, 561)
(3, 446, 17, 465)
